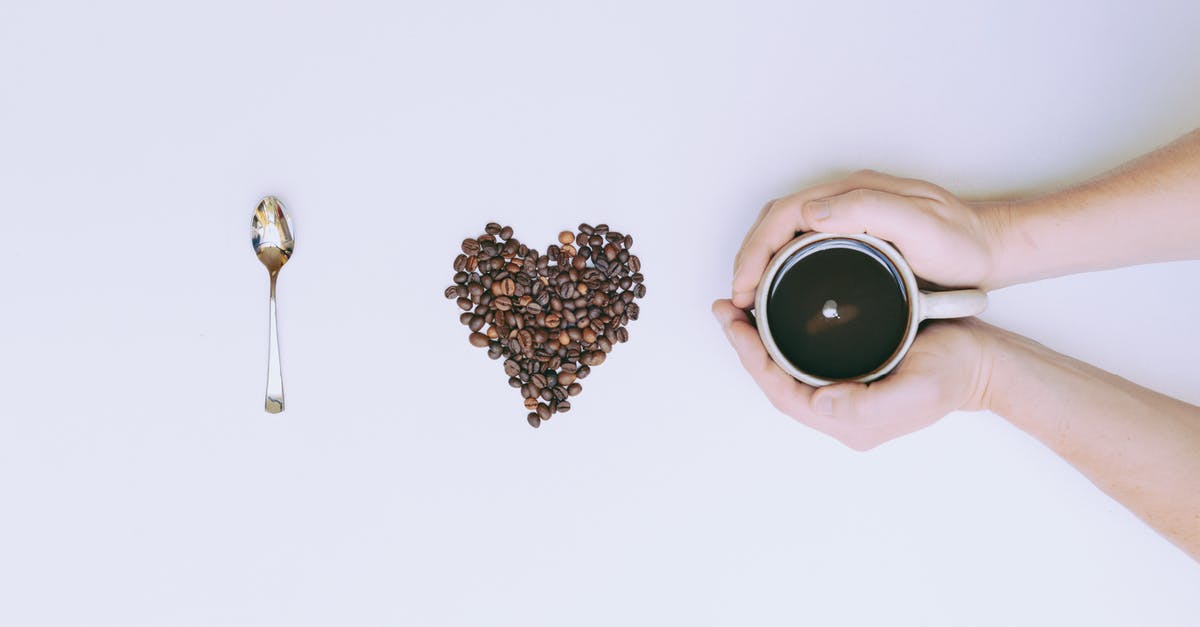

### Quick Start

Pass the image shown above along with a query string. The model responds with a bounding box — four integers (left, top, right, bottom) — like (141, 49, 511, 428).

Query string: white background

(1, 1, 1198, 625)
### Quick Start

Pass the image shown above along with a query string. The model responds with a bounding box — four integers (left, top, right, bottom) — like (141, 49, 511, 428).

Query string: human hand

(731, 170, 1005, 308)
(712, 299, 995, 450)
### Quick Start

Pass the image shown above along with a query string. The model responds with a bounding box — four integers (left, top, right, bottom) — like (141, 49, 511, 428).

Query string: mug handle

(919, 289, 987, 320)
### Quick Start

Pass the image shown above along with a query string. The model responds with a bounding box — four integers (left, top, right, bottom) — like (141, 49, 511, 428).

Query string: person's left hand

(712, 299, 995, 450)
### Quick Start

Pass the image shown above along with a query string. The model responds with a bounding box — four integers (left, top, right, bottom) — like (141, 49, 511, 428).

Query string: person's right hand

(713, 300, 997, 451)
(731, 170, 1006, 308)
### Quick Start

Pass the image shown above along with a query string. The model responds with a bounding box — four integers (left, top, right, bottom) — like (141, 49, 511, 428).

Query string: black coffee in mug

(764, 242, 909, 380)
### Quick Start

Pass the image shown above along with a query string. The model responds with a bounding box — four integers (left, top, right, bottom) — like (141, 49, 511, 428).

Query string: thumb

(802, 188, 937, 245)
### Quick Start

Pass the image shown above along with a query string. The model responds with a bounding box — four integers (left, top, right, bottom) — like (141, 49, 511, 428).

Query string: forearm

(983, 129, 1200, 289)
(981, 328, 1200, 560)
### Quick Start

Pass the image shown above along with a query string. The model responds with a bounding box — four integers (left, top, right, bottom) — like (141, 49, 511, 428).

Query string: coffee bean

(568, 383, 582, 396)
(444, 286, 459, 299)
(524, 397, 539, 410)
(527, 413, 541, 428)
(558, 231, 574, 245)
(537, 403, 551, 420)
(457, 297, 473, 311)
(469, 332, 489, 347)
(556, 400, 571, 413)
(462, 238, 481, 255)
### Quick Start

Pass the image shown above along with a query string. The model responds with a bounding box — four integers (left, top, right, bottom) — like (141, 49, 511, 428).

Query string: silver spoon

(251, 196, 295, 413)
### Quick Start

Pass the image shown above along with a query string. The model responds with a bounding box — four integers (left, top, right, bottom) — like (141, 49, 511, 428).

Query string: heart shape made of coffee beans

(445, 222, 646, 428)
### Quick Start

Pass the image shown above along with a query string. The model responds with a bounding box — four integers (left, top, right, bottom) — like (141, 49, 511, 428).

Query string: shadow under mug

(754, 232, 988, 387)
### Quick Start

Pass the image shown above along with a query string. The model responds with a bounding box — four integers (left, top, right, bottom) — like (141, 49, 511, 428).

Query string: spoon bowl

(252, 197, 295, 275)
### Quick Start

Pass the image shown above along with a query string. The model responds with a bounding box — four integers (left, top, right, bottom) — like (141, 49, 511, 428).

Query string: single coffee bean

(525, 397, 539, 410)
(444, 286, 459, 299)
(556, 400, 571, 413)
(462, 238, 481, 255)
(568, 383, 582, 396)
(485, 222, 502, 235)
(457, 297, 473, 311)
(558, 231, 574, 245)
(537, 403, 551, 420)
(469, 332, 490, 347)
(527, 413, 541, 428)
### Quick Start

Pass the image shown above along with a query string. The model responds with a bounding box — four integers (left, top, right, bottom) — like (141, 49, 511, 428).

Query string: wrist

(974, 199, 1021, 291)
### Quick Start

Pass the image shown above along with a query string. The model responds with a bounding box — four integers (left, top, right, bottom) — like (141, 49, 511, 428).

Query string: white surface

(2, 1, 1199, 625)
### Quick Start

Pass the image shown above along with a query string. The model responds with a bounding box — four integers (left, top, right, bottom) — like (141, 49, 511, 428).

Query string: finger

(807, 350, 948, 448)
(802, 188, 941, 247)
(840, 169, 954, 203)
(733, 198, 780, 278)
(711, 299, 816, 417)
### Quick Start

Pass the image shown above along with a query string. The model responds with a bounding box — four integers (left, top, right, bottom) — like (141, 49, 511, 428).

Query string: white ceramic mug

(754, 232, 987, 387)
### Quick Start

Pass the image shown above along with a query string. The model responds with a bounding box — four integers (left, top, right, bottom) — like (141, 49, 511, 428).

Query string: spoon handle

(264, 275, 285, 413)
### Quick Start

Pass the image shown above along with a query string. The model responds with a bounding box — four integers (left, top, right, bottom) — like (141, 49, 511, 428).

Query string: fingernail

(808, 200, 831, 221)
(813, 392, 834, 416)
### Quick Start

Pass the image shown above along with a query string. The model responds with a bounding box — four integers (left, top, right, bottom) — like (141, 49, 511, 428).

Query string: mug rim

(753, 232, 921, 387)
